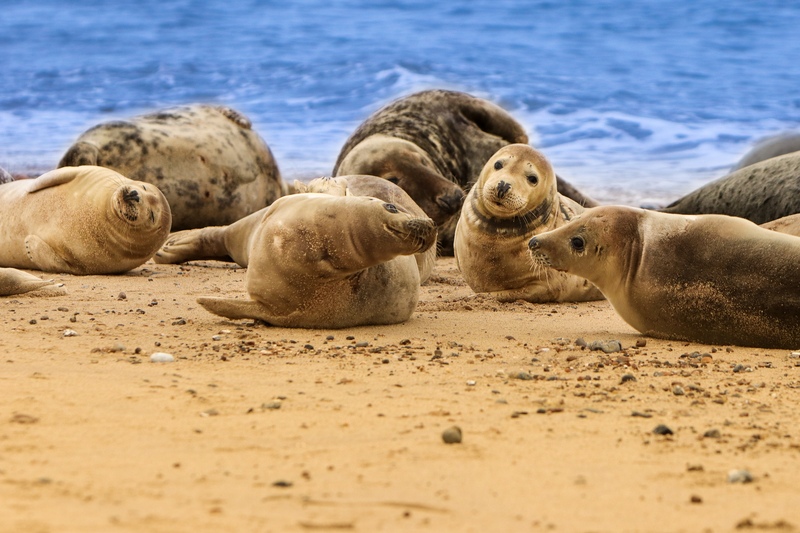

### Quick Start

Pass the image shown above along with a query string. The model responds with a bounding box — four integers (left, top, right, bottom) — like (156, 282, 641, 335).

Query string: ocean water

(1, 0, 799, 205)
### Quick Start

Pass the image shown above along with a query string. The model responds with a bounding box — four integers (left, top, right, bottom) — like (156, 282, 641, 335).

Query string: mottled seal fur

(529, 206, 800, 349)
(0, 268, 57, 296)
(662, 151, 800, 224)
(455, 144, 602, 302)
(734, 133, 800, 170)
(186, 193, 436, 328)
(333, 89, 596, 254)
(58, 104, 286, 230)
(0, 166, 171, 275)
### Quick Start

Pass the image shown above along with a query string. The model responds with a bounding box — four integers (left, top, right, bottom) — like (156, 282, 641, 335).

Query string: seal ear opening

(58, 142, 100, 168)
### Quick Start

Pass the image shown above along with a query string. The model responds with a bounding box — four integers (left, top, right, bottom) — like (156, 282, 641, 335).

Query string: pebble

(150, 352, 175, 363)
(620, 374, 637, 384)
(575, 338, 587, 348)
(63, 329, 78, 337)
(653, 424, 674, 435)
(441, 426, 463, 444)
(466, 380, 476, 386)
(727, 469, 754, 484)
(703, 429, 721, 439)
(211, 335, 222, 341)
(789, 352, 800, 359)
(509, 370, 533, 381)
(262, 401, 282, 410)
(635, 339, 647, 348)
(588, 340, 622, 353)
(690, 495, 703, 504)
(672, 385, 685, 396)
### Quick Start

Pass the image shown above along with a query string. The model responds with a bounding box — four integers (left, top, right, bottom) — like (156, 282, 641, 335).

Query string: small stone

(303, 344, 314, 350)
(588, 340, 622, 353)
(355, 341, 369, 348)
(509, 371, 533, 381)
(117, 292, 127, 300)
(631, 411, 652, 418)
(789, 352, 800, 359)
(442, 426, 462, 444)
(653, 424, 674, 435)
(326, 335, 334, 341)
(262, 401, 282, 410)
(727, 469, 754, 484)
(10, 413, 39, 424)
(703, 429, 721, 439)
(575, 338, 587, 348)
(211, 335, 222, 341)
(466, 380, 476, 386)
(672, 385, 685, 396)
(29, 319, 37, 325)
(272, 480, 293, 488)
(690, 494, 703, 504)
(620, 373, 637, 384)
(635, 339, 647, 348)
(63, 329, 78, 337)
(150, 352, 175, 363)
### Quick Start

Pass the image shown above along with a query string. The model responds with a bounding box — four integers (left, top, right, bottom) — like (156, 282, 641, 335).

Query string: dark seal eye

(494, 160, 503, 170)
(386, 176, 399, 185)
(527, 174, 538, 185)
(384, 203, 399, 213)
(570, 236, 585, 252)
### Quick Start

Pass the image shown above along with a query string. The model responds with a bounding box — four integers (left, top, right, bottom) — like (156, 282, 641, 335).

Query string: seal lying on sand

(0, 268, 57, 296)
(662, 151, 800, 224)
(333, 89, 596, 254)
(58, 104, 286, 230)
(0, 166, 171, 275)
(455, 144, 602, 302)
(761, 213, 800, 237)
(734, 133, 800, 169)
(528, 206, 800, 349)
(184, 193, 436, 328)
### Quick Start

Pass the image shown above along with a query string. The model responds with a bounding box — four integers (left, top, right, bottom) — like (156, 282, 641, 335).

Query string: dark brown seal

(662, 151, 800, 224)
(333, 89, 596, 254)
(58, 104, 286, 230)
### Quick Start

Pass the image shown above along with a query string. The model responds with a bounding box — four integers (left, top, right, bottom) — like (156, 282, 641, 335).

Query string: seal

(454, 144, 603, 302)
(0, 268, 57, 296)
(734, 132, 800, 169)
(191, 193, 436, 328)
(154, 174, 437, 283)
(760, 213, 800, 237)
(0, 166, 13, 185)
(333, 89, 598, 254)
(58, 104, 286, 230)
(0, 166, 171, 275)
(662, 151, 800, 224)
(528, 206, 800, 349)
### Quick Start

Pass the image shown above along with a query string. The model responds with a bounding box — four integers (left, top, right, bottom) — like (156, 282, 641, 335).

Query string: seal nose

(496, 180, 511, 199)
(123, 188, 140, 203)
(436, 189, 465, 215)
(528, 236, 539, 250)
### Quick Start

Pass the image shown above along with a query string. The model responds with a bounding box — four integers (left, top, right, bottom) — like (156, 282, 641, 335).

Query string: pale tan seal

(332, 89, 598, 254)
(0, 268, 57, 296)
(154, 174, 436, 284)
(528, 206, 800, 349)
(0, 166, 171, 275)
(454, 144, 603, 303)
(734, 132, 800, 169)
(760, 213, 800, 237)
(58, 104, 286, 230)
(185, 193, 436, 328)
(662, 151, 800, 224)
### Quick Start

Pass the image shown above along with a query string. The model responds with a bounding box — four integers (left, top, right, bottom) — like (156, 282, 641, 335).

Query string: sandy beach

(1, 256, 799, 532)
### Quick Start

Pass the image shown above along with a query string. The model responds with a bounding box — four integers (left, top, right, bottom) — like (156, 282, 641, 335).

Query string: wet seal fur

(528, 206, 800, 349)
(0, 166, 171, 275)
(455, 144, 603, 302)
(662, 151, 800, 224)
(58, 104, 286, 230)
(180, 193, 436, 328)
(332, 89, 597, 254)
(734, 132, 800, 170)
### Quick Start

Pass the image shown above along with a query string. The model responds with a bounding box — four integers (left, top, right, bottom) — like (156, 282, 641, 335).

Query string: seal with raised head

(155, 174, 437, 284)
(58, 104, 286, 230)
(333, 90, 597, 254)
(454, 144, 603, 302)
(662, 151, 800, 224)
(189, 193, 436, 328)
(734, 132, 800, 169)
(528, 206, 800, 349)
(0, 166, 171, 275)
(0, 268, 57, 296)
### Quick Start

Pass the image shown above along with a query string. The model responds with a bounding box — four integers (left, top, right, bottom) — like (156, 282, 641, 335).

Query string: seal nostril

(437, 190, 465, 214)
(496, 180, 511, 199)
(123, 189, 140, 203)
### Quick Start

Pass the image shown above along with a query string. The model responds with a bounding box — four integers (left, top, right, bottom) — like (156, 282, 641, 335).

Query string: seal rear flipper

(0, 268, 58, 296)
(24, 235, 76, 274)
(154, 227, 232, 264)
(197, 297, 277, 324)
(57, 141, 100, 168)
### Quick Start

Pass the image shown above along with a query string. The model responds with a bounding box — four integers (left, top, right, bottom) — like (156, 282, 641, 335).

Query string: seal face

(662, 151, 800, 224)
(58, 104, 286, 230)
(528, 206, 800, 349)
(454, 144, 603, 303)
(0, 166, 171, 275)
(195, 193, 437, 328)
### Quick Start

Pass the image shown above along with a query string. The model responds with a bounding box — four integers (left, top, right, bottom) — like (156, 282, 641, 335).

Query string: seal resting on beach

(454, 144, 602, 302)
(661, 151, 800, 224)
(0, 268, 57, 296)
(332, 89, 598, 254)
(186, 193, 436, 328)
(528, 206, 800, 349)
(760, 213, 800, 237)
(0, 166, 171, 275)
(734, 132, 800, 169)
(58, 104, 286, 230)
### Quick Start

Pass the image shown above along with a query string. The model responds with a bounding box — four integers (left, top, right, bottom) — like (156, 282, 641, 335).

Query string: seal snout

(528, 236, 539, 250)
(123, 188, 140, 203)
(496, 180, 511, 199)
(436, 189, 465, 215)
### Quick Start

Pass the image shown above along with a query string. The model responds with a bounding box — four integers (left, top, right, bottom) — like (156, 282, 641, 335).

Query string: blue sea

(1, 0, 799, 205)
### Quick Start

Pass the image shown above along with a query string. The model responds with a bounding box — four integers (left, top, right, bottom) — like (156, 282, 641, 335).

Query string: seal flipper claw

(154, 227, 231, 264)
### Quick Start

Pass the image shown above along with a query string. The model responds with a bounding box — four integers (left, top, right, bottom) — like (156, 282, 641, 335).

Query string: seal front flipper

(57, 142, 100, 168)
(0, 268, 58, 296)
(26, 167, 83, 193)
(197, 297, 278, 324)
(24, 235, 75, 273)
(154, 227, 232, 264)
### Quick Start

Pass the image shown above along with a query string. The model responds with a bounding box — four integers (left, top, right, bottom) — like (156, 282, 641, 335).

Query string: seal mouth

(385, 218, 437, 253)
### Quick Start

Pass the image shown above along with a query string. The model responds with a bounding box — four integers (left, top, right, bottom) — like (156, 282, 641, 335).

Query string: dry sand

(2, 256, 799, 533)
